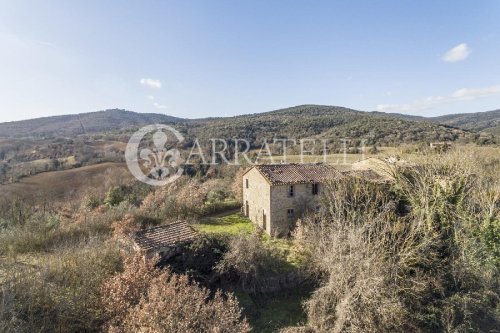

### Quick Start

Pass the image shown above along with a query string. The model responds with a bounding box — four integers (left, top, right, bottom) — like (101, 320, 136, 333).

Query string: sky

(0, 0, 499, 122)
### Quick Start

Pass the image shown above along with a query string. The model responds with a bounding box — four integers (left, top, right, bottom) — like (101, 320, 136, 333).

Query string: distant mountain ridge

(0, 109, 185, 138)
(429, 109, 500, 134)
(373, 109, 500, 134)
(184, 104, 472, 146)
(0, 105, 498, 141)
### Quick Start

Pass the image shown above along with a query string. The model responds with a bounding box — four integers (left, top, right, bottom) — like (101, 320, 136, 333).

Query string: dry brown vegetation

(0, 147, 498, 332)
(0, 163, 250, 332)
(0, 162, 129, 201)
(217, 231, 294, 294)
(290, 148, 499, 332)
(1, 240, 122, 332)
(101, 253, 250, 333)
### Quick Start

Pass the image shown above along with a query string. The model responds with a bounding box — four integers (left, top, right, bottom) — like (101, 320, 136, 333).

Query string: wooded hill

(0, 109, 185, 138)
(430, 109, 500, 135)
(374, 108, 500, 135)
(0, 105, 498, 145)
(184, 105, 474, 147)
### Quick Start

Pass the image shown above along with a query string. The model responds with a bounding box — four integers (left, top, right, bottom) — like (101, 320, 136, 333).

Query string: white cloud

(452, 85, 500, 100)
(140, 78, 162, 88)
(376, 84, 500, 113)
(145, 94, 167, 110)
(153, 102, 168, 110)
(442, 43, 471, 62)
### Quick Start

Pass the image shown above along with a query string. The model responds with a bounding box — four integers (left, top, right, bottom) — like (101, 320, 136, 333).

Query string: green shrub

(104, 186, 124, 207)
(202, 200, 241, 216)
(205, 189, 231, 204)
(83, 192, 102, 209)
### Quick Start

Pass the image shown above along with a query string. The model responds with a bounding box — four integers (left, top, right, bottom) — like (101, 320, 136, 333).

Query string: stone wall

(270, 183, 321, 236)
(242, 167, 323, 237)
(242, 168, 271, 233)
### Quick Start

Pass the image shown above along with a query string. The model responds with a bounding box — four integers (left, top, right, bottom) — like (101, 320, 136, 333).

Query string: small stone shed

(133, 221, 198, 259)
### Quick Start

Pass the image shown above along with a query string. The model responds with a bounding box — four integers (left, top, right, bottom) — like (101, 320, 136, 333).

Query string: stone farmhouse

(242, 164, 339, 237)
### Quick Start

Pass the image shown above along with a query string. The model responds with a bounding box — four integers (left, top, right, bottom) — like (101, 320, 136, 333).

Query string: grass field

(194, 212, 304, 267)
(193, 212, 255, 235)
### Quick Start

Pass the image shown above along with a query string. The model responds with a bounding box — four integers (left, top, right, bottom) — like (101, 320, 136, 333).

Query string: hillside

(0, 109, 184, 138)
(429, 109, 500, 135)
(0, 162, 127, 200)
(186, 105, 470, 146)
(1, 105, 498, 145)
(373, 109, 500, 134)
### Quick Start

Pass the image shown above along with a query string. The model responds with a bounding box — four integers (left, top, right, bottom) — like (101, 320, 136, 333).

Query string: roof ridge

(134, 220, 198, 251)
(252, 163, 339, 185)
(135, 220, 188, 233)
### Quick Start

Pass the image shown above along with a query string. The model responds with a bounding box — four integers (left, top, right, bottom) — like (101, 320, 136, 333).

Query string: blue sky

(0, 0, 499, 122)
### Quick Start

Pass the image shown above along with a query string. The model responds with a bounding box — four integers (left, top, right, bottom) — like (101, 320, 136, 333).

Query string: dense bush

(0, 202, 133, 255)
(217, 232, 293, 294)
(291, 150, 499, 332)
(140, 176, 240, 220)
(101, 254, 250, 333)
(159, 235, 230, 286)
(104, 186, 124, 206)
(0, 240, 122, 332)
(1, 146, 498, 332)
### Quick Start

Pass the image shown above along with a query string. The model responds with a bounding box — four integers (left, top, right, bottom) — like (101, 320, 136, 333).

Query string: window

(312, 183, 319, 195)
(246, 178, 249, 189)
(287, 208, 295, 219)
(288, 185, 294, 197)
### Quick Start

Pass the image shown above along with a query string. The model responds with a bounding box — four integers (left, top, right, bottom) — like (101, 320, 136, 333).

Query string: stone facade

(242, 168, 271, 233)
(242, 165, 326, 237)
(269, 183, 321, 236)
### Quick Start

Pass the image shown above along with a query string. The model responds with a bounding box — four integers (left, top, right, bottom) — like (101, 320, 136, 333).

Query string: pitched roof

(134, 221, 198, 252)
(254, 163, 339, 185)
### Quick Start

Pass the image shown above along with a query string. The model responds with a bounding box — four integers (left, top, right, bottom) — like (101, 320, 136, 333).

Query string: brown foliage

(139, 177, 227, 218)
(101, 253, 250, 333)
(217, 232, 289, 294)
(231, 167, 249, 203)
(292, 150, 499, 332)
(0, 240, 122, 332)
(101, 254, 160, 329)
(111, 213, 141, 238)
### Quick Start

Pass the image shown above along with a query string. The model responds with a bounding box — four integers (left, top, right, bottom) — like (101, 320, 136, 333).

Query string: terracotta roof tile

(255, 163, 339, 185)
(134, 221, 198, 252)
